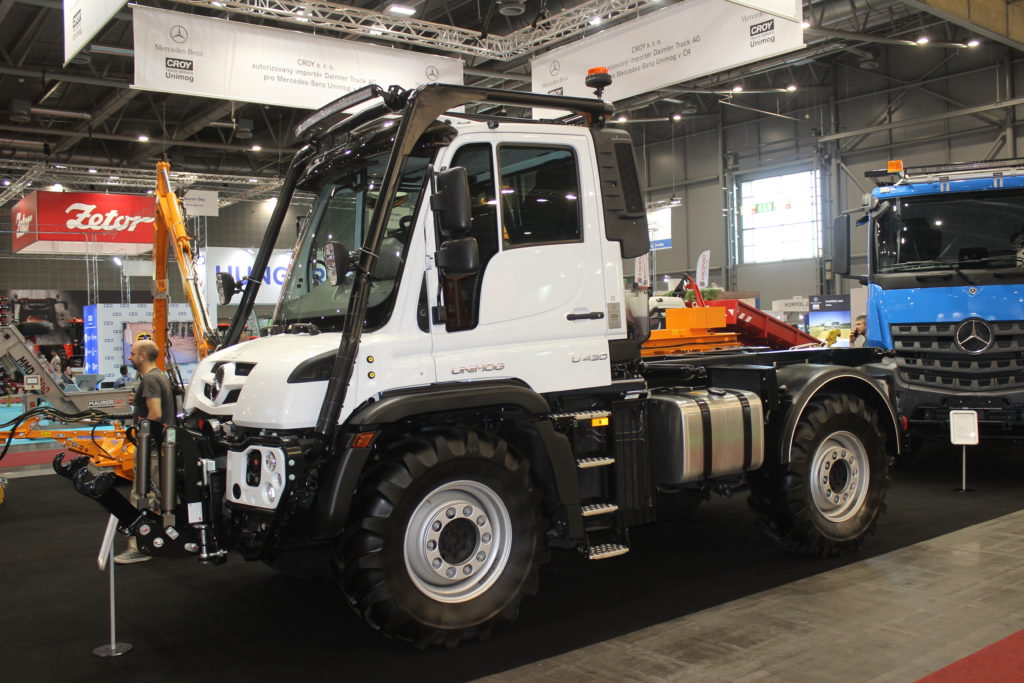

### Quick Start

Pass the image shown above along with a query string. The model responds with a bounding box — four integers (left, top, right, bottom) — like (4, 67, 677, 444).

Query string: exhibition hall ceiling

(0, 0, 1013, 204)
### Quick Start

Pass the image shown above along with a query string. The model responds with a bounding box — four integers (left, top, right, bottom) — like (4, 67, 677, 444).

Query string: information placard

(949, 410, 979, 446)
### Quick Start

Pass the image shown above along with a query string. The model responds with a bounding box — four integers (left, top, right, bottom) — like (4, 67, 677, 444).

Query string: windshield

(272, 138, 433, 333)
(874, 188, 1024, 273)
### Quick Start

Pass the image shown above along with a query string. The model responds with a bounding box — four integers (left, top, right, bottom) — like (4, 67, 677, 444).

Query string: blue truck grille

(890, 322, 1024, 391)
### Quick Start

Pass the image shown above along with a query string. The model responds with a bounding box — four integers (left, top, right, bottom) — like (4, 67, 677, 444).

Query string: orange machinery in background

(643, 275, 821, 357)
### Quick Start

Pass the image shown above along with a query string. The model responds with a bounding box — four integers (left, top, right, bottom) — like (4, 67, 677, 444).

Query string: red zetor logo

(64, 203, 155, 232)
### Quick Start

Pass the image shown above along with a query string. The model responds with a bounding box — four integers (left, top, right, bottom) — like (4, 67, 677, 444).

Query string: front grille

(890, 322, 1024, 391)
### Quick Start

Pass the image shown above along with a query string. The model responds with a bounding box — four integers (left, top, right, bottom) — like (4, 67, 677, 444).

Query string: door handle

(566, 311, 605, 321)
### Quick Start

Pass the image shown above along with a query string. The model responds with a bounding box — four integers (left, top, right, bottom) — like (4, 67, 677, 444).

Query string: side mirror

(430, 167, 472, 238)
(216, 271, 239, 305)
(437, 237, 479, 278)
(324, 241, 353, 286)
(832, 215, 851, 278)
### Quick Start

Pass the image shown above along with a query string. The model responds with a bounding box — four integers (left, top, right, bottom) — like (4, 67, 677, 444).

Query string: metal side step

(576, 456, 615, 469)
(587, 543, 630, 560)
(582, 502, 619, 517)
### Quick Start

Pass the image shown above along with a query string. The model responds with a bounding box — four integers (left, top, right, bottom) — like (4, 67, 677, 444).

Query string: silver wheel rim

(404, 479, 512, 604)
(809, 430, 870, 523)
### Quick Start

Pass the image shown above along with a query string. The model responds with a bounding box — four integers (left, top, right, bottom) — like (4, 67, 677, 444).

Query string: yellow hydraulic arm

(153, 161, 220, 368)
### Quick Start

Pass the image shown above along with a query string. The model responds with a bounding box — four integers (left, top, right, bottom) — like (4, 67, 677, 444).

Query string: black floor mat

(2, 445, 1022, 682)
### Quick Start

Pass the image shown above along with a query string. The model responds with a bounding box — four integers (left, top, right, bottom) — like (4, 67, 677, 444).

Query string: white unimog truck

(58, 78, 898, 647)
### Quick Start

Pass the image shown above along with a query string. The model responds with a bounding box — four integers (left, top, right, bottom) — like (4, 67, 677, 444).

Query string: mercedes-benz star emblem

(550, 60, 561, 76)
(170, 25, 189, 43)
(954, 318, 994, 355)
(425, 66, 439, 81)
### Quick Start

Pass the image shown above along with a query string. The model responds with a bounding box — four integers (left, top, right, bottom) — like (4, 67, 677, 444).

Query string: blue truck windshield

(874, 188, 1024, 273)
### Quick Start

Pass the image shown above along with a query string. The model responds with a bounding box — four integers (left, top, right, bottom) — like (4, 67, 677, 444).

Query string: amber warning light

(887, 160, 904, 173)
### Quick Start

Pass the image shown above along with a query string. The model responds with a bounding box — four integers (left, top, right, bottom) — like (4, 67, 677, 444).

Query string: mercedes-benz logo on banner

(425, 65, 439, 81)
(170, 25, 189, 43)
(550, 60, 560, 76)
(954, 318, 994, 355)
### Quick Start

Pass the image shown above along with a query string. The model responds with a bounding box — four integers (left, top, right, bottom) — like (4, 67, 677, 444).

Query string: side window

(499, 146, 582, 248)
(439, 143, 499, 332)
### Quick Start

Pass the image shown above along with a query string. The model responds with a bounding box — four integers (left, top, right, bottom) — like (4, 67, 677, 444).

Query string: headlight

(287, 351, 335, 383)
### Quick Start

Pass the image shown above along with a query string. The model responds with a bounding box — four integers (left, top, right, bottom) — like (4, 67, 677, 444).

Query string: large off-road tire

(751, 393, 889, 556)
(338, 429, 548, 647)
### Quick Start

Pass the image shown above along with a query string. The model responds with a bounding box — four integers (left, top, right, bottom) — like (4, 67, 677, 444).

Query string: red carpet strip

(918, 629, 1024, 682)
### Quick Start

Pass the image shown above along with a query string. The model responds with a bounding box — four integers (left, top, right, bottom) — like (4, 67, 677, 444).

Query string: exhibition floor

(1, 446, 1022, 682)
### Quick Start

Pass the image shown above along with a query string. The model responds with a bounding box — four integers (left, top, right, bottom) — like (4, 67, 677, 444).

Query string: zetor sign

(11, 190, 156, 255)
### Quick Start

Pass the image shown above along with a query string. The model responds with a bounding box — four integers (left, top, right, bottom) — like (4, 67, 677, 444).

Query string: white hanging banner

(132, 6, 464, 109)
(182, 190, 219, 217)
(63, 0, 126, 66)
(531, 0, 803, 110)
(696, 250, 711, 288)
(646, 207, 673, 251)
(728, 0, 801, 22)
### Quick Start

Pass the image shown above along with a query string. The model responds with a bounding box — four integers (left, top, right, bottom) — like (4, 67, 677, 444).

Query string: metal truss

(168, 0, 662, 60)
(0, 160, 284, 207)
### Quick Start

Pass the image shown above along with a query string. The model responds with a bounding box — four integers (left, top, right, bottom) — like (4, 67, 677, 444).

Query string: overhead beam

(816, 95, 1024, 142)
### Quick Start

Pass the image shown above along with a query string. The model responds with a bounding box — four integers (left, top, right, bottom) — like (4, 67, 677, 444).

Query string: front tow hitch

(53, 452, 199, 559)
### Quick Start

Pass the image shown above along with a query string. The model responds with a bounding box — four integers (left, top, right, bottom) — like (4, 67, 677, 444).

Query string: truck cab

(839, 159, 1024, 443)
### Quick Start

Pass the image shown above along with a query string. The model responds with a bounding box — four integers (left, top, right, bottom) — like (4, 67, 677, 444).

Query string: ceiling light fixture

(731, 85, 744, 92)
(386, 4, 416, 16)
(88, 168, 97, 173)
(967, 38, 980, 47)
(113, 256, 122, 266)
(671, 113, 682, 121)
(251, 144, 262, 151)
(589, 16, 602, 26)
(916, 36, 930, 45)
(786, 84, 798, 92)
(616, 115, 628, 122)
(801, 21, 810, 29)
(138, 135, 150, 142)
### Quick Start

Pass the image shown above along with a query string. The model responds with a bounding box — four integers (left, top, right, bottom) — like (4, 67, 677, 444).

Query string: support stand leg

(94, 516, 133, 657)
(954, 445, 974, 494)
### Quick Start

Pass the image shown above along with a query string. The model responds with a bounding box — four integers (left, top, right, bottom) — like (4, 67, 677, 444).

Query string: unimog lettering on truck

(57, 75, 898, 647)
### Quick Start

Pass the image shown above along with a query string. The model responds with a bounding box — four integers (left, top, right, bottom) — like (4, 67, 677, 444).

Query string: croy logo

(15, 211, 32, 236)
(750, 19, 775, 36)
(165, 58, 194, 71)
(65, 203, 155, 232)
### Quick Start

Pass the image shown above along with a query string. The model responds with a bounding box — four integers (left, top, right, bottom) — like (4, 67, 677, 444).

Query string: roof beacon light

(585, 66, 612, 99)
(886, 160, 905, 174)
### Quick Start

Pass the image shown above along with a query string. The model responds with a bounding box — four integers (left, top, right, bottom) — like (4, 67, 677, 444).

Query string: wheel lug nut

(446, 567, 457, 578)
(463, 506, 473, 516)
(427, 540, 436, 551)
(834, 496, 840, 504)
(825, 462, 831, 470)
(825, 489, 832, 497)
(477, 515, 486, 526)
(476, 552, 485, 562)
(432, 521, 442, 532)
(446, 508, 456, 519)
(463, 565, 473, 575)
(432, 558, 442, 569)
(481, 532, 492, 544)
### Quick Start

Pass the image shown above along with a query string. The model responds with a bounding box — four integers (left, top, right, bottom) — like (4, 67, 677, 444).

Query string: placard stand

(949, 410, 978, 494)
(93, 515, 133, 657)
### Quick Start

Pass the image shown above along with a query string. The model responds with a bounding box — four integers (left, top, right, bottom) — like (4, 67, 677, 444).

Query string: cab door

(428, 130, 613, 393)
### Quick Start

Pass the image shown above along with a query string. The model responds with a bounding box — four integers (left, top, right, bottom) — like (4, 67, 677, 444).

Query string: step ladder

(550, 409, 632, 560)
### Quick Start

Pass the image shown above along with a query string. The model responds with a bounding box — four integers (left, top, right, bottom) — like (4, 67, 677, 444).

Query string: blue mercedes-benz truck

(835, 159, 1024, 446)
